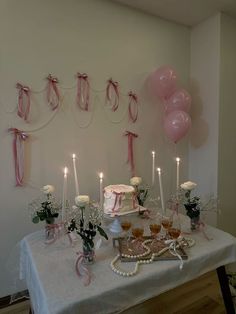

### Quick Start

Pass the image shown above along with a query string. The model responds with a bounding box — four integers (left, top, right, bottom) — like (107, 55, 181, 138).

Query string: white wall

(218, 14, 236, 237)
(0, 0, 190, 297)
(189, 14, 221, 226)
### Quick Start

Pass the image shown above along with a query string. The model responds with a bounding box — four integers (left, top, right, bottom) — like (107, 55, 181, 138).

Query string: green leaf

(32, 216, 40, 224)
(97, 225, 108, 240)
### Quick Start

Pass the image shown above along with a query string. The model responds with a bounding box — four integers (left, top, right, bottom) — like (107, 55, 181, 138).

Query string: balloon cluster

(149, 66, 192, 143)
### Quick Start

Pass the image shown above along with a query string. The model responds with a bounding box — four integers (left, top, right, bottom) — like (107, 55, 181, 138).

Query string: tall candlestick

(99, 172, 104, 209)
(157, 168, 165, 213)
(72, 153, 79, 196)
(176, 157, 180, 192)
(62, 167, 68, 221)
(151, 151, 156, 186)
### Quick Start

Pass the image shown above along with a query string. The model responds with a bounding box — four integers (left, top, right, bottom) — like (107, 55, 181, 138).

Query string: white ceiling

(113, 0, 236, 26)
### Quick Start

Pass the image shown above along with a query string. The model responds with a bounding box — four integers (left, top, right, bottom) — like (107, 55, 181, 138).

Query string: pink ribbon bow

(16, 83, 31, 122)
(8, 128, 29, 186)
(45, 222, 65, 245)
(46, 74, 60, 110)
(76, 73, 90, 111)
(124, 131, 138, 177)
(128, 91, 138, 123)
(75, 251, 93, 286)
(106, 78, 119, 111)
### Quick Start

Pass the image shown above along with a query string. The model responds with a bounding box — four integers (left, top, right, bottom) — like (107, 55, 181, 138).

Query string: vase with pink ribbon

(70, 195, 108, 265)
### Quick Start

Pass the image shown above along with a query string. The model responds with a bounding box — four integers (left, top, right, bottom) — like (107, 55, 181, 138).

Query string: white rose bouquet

(130, 176, 148, 207)
(32, 185, 59, 224)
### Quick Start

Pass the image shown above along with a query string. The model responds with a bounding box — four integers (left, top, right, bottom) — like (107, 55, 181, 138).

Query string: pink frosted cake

(103, 184, 137, 215)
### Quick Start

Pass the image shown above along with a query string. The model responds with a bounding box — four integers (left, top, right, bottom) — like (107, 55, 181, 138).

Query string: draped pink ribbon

(8, 128, 29, 186)
(45, 222, 65, 245)
(111, 192, 123, 212)
(75, 251, 93, 286)
(16, 83, 31, 122)
(124, 131, 138, 177)
(106, 78, 119, 111)
(46, 74, 60, 110)
(128, 91, 138, 123)
(76, 73, 90, 111)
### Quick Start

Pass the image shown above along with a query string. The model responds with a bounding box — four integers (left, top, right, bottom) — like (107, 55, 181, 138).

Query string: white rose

(180, 181, 197, 191)
(75, 195, 90, 206)
(130, 177, 142, 186)
(42, 185, 55, 194)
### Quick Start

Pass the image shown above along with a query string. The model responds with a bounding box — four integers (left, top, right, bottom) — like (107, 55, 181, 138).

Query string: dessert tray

(113, 236, 188, 262)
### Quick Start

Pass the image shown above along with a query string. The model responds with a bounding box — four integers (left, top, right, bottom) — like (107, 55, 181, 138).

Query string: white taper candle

(151, 151, 156, 186)
(99, 172, 104, 209)
(72, 154, 79, 196)
(176, 157, 180, 192)
(62, 167, 68, 221)
(157, 167, 165, 213)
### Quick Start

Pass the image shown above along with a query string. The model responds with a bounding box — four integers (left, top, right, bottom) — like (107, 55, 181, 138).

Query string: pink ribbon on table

(16, 83, 31, 122)
(8, 128, 29, 186)
(45, 222, 65, 245)
(106, 78, 119, 112)
(76, 72, 90, 111)
(124, 131, 138, 177)
(75, 251, 93, 286)
(128, 91, 138, 123)
(46, 74, 60, 110)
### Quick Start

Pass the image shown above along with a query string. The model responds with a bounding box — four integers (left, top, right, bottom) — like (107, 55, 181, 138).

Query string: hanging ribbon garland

(8, 128, 29, 186)
(16, 83, 31, 122)
(76, 73, 90, 111)
(106, 78, 119, 112)
(124, 131, 138, 177)
(46, 74, 60, 110)
(128, 91, 138, 123)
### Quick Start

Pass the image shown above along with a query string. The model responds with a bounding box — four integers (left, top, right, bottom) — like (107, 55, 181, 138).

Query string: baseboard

(0, 290, 29, 309)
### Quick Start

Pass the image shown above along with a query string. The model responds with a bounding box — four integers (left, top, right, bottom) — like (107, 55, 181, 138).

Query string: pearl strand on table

(110, 240, 169, 277)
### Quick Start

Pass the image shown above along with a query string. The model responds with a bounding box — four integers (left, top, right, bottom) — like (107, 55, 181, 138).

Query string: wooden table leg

(217, 266, 235, 314)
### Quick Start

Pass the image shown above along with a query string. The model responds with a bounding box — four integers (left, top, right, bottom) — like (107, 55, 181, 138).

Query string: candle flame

(151, 151, 155, 156)
(64, 167, 68, 175)
(72, 153, 76, 159)
(157, 167, 161, 173)
(176, 157, 180, 162)
(99, 172, 104, 179)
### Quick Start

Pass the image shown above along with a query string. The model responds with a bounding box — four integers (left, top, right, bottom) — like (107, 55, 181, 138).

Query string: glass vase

(190, 215, 200, 231)
(82, 243, 95, 265)
(45, 220, 55, 241)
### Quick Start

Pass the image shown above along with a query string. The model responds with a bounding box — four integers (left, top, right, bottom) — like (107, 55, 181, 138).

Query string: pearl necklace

(110, 239, 169, 277)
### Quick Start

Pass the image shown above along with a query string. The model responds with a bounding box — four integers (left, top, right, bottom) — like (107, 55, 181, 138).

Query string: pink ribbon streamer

(128, 91, 138, 123)
(46, 74, 60, 110)
(124, 131, 138, 177)
(111, 192, 123, 212)
(45, 223, 65, 245)
(75, 252, 93, 286)
(106, 78, 119, 111)
(16, 83, 31, 122)
(8, 128, 29, 186)
(76, 73, 90, 111)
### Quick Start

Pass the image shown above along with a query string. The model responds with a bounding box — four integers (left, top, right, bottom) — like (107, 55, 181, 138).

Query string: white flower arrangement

(75, 195, 90, 207)
(130, 176, 142, 186)
(180, 181, 197, 191)
(42, 185, 55, 194)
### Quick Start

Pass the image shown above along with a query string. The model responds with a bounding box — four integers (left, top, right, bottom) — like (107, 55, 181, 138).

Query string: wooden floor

(0, 271, 229, 314)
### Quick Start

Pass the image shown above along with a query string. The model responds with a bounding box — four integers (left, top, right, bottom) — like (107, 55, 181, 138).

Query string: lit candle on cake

(176, 157, 180, 192)
(72, 153, 79, 196)
(99, 172, 104, 209)
(157, 167, 165, 213)
(62, 167, 68, 221)
(151, 151, 156, 186)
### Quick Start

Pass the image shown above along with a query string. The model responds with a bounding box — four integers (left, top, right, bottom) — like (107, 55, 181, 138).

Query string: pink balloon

(149, 66, 177, 101)
(165, 88, 191, 114)
(164, 110, 191, 143)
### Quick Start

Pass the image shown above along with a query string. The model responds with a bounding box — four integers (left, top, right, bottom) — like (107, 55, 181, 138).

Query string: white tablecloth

(20, 216, 236, 314)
